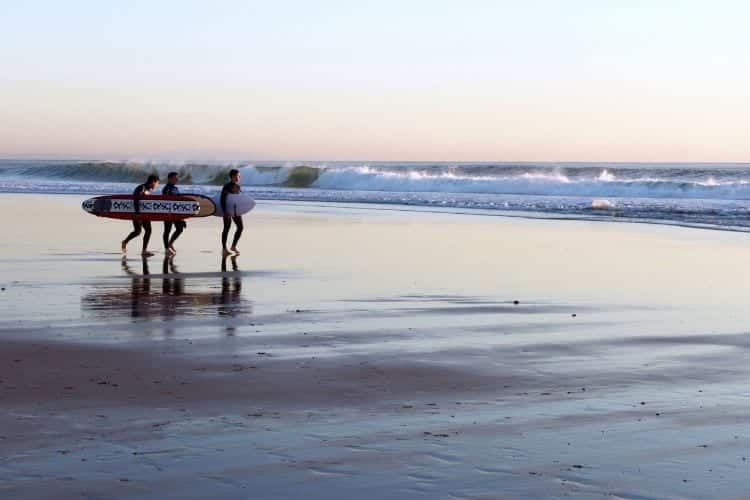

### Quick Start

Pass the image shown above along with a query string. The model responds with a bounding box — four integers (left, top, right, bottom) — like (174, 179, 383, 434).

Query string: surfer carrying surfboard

(221, 169, 244, 256)
(162, 172, 186, 255)
(121, 174, 160, 256)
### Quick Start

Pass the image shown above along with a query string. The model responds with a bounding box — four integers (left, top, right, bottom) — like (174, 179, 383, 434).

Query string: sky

(1, 0, 749, 162)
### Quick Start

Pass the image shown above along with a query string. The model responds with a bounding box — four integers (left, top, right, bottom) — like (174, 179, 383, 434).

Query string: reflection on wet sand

(219, 255, 242, 317)
(81, 256, 253, 320)
(162, 256, 184, 296)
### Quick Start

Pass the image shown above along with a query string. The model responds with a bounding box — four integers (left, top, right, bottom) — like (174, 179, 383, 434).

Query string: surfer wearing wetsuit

(121, 174, 159, 257)
(162, 172, 186, 255)
(221, 169, 243, 256)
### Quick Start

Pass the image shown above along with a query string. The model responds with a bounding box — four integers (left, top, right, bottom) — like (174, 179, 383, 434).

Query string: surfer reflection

(121, 255, 152, 318)
(119, 255, 182, 319)
(162, 256, 184, 296)
(120, 256, 183, 319)
(218, 255, 242, 317)
(82, 257, 252, 321)
(218, 255, 243, 336)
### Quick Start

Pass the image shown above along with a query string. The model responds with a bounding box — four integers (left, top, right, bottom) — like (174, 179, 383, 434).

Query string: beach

(2, 193, 750, 499)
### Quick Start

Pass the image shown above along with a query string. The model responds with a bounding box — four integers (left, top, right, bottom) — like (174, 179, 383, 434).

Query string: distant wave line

(4, 160, 750, 200)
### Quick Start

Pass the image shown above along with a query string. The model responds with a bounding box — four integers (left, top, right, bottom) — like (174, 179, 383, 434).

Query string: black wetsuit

(123, 183, 153, 250)
(220, 181, 243, 249)
(162, 183, 186, 249)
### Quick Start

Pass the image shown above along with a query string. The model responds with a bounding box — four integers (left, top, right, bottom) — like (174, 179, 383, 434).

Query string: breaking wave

(5, 159, 750, 231)
(4, 160, 750, 200)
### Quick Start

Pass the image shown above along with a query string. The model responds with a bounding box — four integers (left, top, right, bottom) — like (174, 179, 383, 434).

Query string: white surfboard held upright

(212, 193, 256, 217)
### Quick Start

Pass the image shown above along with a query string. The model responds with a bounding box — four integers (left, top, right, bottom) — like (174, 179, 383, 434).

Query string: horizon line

(1, 156, 750, 165)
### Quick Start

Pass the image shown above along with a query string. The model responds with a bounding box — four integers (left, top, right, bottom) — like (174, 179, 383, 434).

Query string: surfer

(162, 172, 186, 255)
(220, 169, 244, 256)
(121, 174, 159, 256)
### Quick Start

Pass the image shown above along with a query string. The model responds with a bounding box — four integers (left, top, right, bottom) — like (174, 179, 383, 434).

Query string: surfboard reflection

(81, 256, 253, 320)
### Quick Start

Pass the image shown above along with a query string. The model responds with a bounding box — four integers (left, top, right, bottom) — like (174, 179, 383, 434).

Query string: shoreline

(0, 176, 750, 232)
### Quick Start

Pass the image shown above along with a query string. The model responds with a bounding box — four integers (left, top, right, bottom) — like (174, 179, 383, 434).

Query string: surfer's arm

(133, 185, 147, 214)
(133, 189, 141, 214)
(220, 185, 229, 214)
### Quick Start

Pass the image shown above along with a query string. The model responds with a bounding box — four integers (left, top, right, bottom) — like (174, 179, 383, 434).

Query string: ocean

(3, 159, 750, 231)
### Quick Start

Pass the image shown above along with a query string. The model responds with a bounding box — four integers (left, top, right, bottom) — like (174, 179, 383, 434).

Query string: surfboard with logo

(82, 194, 216, 221)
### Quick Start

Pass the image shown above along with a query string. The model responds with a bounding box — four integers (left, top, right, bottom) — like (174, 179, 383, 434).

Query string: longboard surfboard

(212, 193, 256, 217)
(82, 194, 216, 221)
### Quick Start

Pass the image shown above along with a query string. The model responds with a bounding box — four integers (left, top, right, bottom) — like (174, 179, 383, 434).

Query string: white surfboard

(212, 193, 256, 217)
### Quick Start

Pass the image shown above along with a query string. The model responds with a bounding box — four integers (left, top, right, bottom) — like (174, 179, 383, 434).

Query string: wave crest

(240, 164, 750, 201)
(0, 161, 239, 185)
(5, 161, 750, 201)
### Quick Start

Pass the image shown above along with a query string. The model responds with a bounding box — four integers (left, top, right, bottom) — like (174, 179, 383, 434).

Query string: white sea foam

(5, 160, 750, 231)
(591, 199, 615, 210)
(4, 160, 750, 201)
(598, 169, 616, 182)
(286, 165, 750, 201)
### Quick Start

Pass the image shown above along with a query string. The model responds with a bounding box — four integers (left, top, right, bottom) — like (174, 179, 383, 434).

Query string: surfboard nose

(82, 198, 96, 213)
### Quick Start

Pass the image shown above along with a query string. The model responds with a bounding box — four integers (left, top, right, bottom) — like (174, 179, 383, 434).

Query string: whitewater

(3, 159, 750, 231)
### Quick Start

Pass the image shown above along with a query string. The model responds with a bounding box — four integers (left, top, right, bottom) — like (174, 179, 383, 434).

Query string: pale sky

(1, 0, 749, 161)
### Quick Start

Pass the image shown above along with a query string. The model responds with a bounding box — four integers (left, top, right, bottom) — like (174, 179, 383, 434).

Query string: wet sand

(2, 194, 750, 499)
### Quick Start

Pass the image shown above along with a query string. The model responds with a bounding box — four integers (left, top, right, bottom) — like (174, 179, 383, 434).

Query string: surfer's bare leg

(163, 221, 173, 251)
(123, 221, 143, 253)
(222, 216, 232, 255)
(169, 221, 185, 253)
(141, 221, 153, 256)
(230, 216, 243, 254)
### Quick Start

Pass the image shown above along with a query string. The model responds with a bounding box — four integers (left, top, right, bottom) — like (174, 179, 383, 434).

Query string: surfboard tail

(211, 193, 256, 217)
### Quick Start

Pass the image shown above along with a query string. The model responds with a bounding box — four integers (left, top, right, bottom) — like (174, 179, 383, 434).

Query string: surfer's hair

(229, 169, 240, 178)
(167, 171, 178, 180)
(146, 174, 160, 185)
